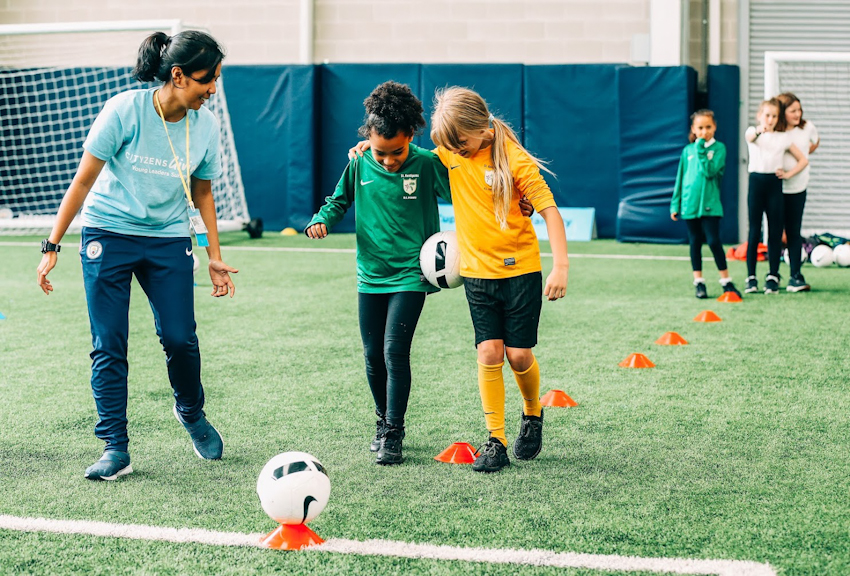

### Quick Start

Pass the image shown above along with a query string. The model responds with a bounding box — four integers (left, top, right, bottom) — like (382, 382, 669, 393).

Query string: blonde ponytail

(431, 87, 554, 230)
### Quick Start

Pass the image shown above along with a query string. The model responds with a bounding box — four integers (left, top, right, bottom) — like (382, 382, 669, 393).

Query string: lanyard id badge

(155, 90, 210, 247)
(187, 204, 209, 247)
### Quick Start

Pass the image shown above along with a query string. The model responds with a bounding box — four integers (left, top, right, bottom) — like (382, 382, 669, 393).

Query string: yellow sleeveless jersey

(435, 138, 556, 279)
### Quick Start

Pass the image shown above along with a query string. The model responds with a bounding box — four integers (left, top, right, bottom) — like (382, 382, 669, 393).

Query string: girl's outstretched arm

(538, 206, 569, 301)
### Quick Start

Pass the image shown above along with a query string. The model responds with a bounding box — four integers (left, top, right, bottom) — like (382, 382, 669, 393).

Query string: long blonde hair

(430, 87, 553, 230)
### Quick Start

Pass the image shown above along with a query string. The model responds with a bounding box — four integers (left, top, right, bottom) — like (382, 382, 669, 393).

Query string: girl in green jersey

(671, 109, 739, 299)
(306, 81, 451, 465)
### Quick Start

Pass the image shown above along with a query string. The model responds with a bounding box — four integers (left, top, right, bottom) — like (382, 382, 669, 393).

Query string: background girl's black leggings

(685, 216, 727, 273)
(358, 291, 426, 430)
(747, 172, 784, 277)
(783, 191, 807, 278)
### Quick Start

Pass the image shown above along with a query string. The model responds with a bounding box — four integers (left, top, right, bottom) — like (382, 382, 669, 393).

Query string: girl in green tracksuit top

(305, 81, 451, 466)
(671, 109, 740, 300)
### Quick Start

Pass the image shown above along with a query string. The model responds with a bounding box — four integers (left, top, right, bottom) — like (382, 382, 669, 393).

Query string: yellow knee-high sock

(512, 355, 541, 417)
(477, 361, 507, 446)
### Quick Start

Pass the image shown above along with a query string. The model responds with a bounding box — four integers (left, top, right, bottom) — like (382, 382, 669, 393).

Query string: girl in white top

(743, 99, 807, 295)
(776, 92, 820, 292)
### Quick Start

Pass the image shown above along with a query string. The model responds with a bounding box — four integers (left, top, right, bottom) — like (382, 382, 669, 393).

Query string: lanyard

(154, 90, 193, 208)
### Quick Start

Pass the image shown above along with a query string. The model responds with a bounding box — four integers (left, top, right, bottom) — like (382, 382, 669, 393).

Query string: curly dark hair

(358, 81, 426, 139)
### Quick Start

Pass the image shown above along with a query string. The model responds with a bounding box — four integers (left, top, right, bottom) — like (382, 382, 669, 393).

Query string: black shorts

(463, 271, 542, 348)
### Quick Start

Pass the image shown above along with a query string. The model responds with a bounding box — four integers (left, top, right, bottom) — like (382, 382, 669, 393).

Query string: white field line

(0, 241, 694, 261)
(0, 515, 776, 576)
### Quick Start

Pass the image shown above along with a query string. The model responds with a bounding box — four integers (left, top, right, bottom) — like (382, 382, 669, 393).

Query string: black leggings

(783, 191, 807, 277)
(685, 216, 727, 273)
(358, 291, 426, 429)
(747, 172, 784, 277)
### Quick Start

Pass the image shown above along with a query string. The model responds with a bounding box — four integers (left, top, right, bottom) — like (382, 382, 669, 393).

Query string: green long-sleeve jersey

(671, 139, 726, 219)
(307, 143, 452, 293)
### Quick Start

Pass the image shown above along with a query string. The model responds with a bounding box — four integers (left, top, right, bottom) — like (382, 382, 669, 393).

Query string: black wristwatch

(41, 239, 61, 254)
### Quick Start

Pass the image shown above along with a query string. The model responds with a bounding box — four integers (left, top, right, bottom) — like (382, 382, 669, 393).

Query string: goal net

(0, 20, 250, 234)
(764, 51, 850, 238)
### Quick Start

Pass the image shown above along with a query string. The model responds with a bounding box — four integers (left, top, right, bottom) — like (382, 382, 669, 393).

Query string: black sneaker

(786, 274, 811, 293)
(472, 437, 510, 473)
(513, 409, 543, 461)
(375, 427, 403, 465)
(745, 276, 759, 294)
(764, 274, 780, 294)
(722, 281, 742, 298)
(694, 281, 708, 299)
(370, 417, 387, 452)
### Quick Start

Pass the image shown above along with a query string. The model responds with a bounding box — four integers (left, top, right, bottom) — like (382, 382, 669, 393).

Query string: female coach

(36, 30, 238, 480)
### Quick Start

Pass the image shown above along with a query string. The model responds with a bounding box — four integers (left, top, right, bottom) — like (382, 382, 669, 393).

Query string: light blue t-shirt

(82, 88, 222, 237)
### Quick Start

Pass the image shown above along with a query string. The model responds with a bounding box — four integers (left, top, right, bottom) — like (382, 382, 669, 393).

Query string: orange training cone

(717, 291, 742, 303)
(540, 389, 579, 407)
(260, 523, 324, 550)
(655, 331, 688, 345)
(693, 310, 722, 322)
(619, 353, 655, 368)
(434, 442, 476, 464)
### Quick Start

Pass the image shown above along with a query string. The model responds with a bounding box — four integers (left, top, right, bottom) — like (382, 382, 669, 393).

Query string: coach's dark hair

(132, 30, 225, 84)
(358, 81, 426, 139)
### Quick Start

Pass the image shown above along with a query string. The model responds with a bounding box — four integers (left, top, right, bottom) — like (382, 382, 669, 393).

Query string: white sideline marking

(0, 241, 694, 261)
(0, 515, 776, 576)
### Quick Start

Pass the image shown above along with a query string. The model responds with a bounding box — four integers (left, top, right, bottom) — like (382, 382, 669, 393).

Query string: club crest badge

(86, 241, 103, 260)
(402, 177, 418, 196)
(484, 170, 495, 187)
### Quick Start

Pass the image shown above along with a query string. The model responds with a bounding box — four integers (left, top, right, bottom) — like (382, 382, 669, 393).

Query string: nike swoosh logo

(360, 179, 374, 185)
(450, 166, 460, 170)
(186, 248, 193, 256)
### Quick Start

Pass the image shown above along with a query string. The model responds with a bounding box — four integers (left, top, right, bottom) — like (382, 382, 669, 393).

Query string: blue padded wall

(317, 64, 420, 233)
(616, 66, 696, 243)
(223, 65, 316, 232)
(419, 64, 524, 150)
(524, 65, 622, 238)
(707, 65, 740, 244)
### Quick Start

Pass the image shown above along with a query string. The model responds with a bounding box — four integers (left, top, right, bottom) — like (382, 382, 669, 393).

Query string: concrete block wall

(0, 0, 739, 66)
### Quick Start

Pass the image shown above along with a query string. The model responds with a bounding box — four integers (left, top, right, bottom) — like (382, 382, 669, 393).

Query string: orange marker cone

(655, 331, 688, 345)
(619, 353, 655, 368)
(717, 291, 742, 303)
(434, 442, 476, 464)
(693, 310, 722, 322)
(260, 523, 324, 550)
(540, 389, 579, 407)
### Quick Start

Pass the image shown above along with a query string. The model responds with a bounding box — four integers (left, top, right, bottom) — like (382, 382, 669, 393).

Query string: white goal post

(764, 51, 850, 238)
(0, 20, 251, 235)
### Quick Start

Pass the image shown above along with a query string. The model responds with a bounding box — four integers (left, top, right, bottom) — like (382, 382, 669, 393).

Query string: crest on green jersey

(402, 176, 418, 195)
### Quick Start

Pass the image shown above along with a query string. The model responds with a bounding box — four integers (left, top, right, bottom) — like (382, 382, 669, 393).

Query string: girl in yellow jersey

(430, 87, 569, 473)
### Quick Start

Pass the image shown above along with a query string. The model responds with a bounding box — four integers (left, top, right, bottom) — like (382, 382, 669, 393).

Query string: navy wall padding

(707, 65, 740, 244)
(616, 66, 696, 243)
(524, 65, 622, 238)
(222, 65, 316, 231)
(419, 64, 524, 150)
(317, 64, 421, 233)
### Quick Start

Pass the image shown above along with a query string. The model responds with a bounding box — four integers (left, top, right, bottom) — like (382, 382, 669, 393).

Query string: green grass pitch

(1, 233, 848, 575)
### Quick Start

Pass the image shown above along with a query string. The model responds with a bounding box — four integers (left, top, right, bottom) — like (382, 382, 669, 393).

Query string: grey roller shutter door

(748, 0, 850, 236)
